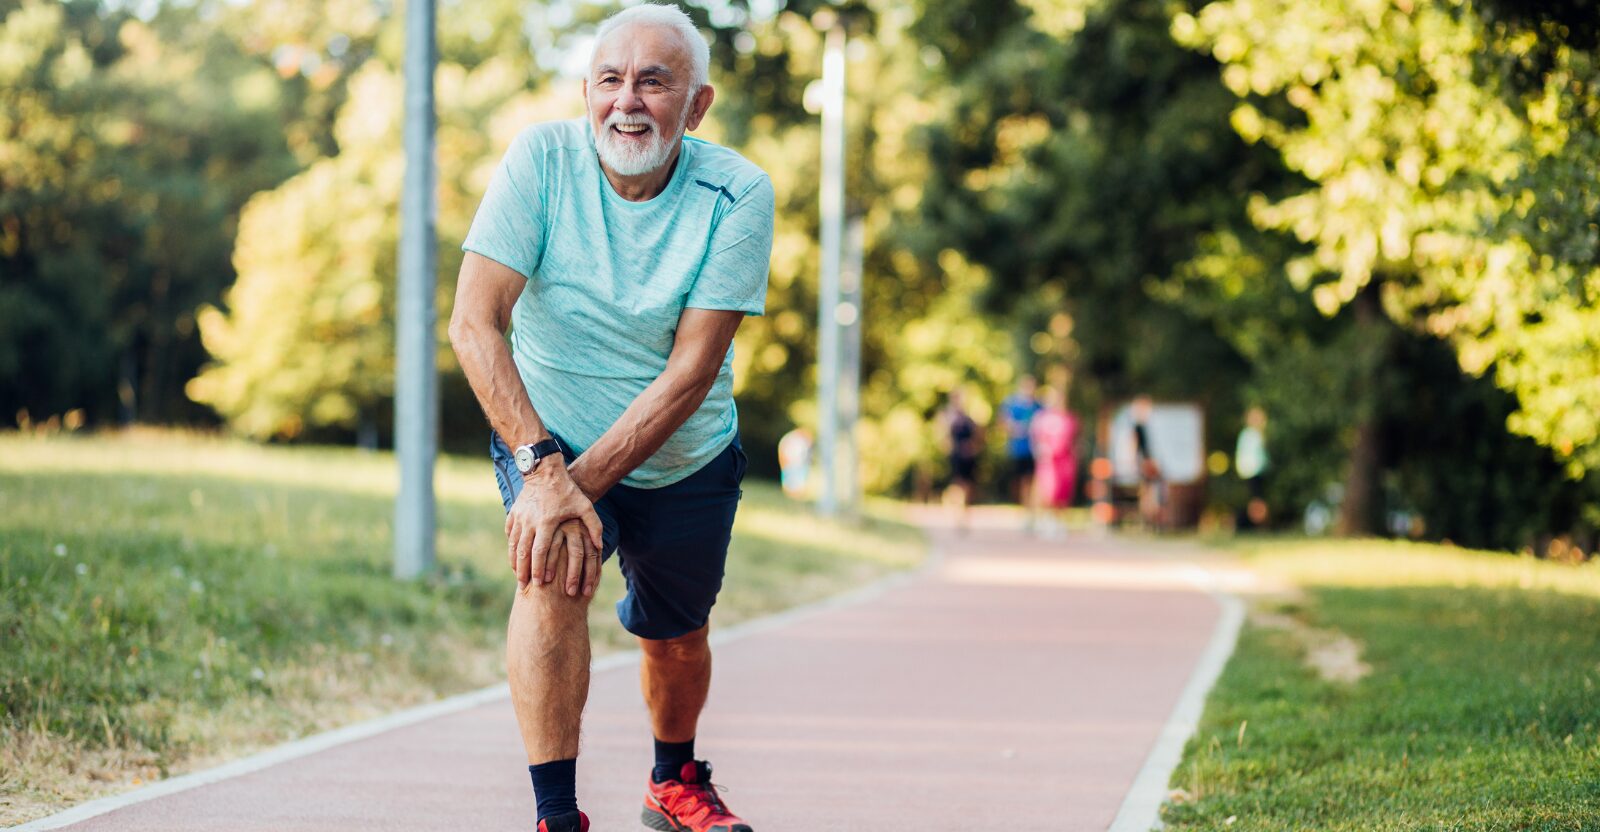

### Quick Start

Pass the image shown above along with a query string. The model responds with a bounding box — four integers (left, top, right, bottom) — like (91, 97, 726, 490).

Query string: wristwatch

(512, 438, 563, 475)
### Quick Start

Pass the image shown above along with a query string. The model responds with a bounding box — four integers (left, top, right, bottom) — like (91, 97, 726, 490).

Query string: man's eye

(643, 78, 661, 86)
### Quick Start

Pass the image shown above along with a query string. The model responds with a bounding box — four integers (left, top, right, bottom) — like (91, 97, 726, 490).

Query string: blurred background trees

(3, 0, 1596, 553)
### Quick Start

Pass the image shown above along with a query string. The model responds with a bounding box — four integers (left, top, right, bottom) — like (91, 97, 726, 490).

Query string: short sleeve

(462, 129, 547, 279)
(685, 175, 775, 315)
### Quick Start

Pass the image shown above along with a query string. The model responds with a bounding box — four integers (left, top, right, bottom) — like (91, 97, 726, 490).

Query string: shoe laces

(678, 781, 736, 827)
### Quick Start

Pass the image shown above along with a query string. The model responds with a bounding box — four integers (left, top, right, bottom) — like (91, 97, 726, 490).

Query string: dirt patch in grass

(1250, 610, 1371, 684)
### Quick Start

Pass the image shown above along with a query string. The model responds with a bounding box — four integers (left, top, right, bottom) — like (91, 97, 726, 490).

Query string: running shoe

(538, 810, 590, 832)
(641, 761, 752, 832)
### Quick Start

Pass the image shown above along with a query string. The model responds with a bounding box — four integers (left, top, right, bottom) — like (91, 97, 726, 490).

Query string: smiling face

(584, 23, 713, 179)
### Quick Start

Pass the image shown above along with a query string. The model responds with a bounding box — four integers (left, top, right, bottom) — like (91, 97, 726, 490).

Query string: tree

(188, 53, 560, 441)
(0, 0, 312, 425)
(1177, 0, 1600, 477)
(907, 0, 1280, 470)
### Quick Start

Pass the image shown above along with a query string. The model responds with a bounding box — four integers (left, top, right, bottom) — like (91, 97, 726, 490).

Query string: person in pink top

(1029, 387, 1079, 537)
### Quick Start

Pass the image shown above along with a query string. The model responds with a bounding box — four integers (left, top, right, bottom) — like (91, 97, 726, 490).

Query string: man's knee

(512, 578, 593, 627)
(640, 624, 709, 662)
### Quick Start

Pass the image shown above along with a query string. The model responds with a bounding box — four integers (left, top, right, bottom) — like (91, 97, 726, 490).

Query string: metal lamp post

(394, 0, 437, 580)
(815, 15, 847, 518)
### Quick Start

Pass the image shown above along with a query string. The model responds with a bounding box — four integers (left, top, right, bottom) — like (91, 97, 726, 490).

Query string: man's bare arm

(448, 253, 553, 448)
(567, 307, 745, 498)
(448, 252, 603, 594)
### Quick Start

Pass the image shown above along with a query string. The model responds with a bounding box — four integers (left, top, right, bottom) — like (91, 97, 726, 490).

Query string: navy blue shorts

(490, 432, 746, 640)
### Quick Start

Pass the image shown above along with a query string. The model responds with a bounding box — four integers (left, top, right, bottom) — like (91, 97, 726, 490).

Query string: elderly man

(448, 5, 772, 831)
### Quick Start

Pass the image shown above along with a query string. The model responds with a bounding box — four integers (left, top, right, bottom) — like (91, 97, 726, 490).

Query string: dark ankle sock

(651, 737, 696, 783)
(529, 759, 578, 822)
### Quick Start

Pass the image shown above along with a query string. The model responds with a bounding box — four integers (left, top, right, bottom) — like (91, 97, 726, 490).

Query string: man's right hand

(505, 457, 604, 594)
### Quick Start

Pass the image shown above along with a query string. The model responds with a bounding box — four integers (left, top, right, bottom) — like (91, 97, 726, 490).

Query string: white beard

(592, 106, 691, 177)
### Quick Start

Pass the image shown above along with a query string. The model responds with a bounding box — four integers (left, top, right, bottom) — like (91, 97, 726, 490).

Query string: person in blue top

(1000, 375, 1042, 516)
(448, 6, 771, 831)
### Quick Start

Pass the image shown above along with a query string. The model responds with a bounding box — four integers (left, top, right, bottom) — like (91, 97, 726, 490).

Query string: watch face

(513, 446, 535, 473)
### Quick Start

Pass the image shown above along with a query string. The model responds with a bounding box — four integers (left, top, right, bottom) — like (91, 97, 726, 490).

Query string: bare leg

(1019, 474, 1035, 530)
(959, 480, 974, 531)
(507, 550, 594, 764)
(639, 624, 712, 743)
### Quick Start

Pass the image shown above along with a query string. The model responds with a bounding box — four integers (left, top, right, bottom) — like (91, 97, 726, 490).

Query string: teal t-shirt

(463, 118, 774, 488)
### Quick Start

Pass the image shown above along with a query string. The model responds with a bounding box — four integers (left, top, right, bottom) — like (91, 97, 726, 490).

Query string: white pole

(838, 216, 864, 517)
(394, 0, 437, 580)
(815, 20, 846, 518)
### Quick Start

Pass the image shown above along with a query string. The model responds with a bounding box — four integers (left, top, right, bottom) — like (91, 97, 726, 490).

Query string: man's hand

(505, 459, 604, 595)
(545, 520, 605, 598)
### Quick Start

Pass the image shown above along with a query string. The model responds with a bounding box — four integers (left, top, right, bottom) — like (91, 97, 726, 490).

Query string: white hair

(590, 4, 710, 89)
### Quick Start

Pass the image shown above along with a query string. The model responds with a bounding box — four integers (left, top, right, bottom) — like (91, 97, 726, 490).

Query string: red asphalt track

(44, 515, 1221, 832)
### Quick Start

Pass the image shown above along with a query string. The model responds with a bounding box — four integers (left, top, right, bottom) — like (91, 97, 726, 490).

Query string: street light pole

(815, 18, 846, 518)
(394, 0, 437, 580)
(838, 216, 864, 517)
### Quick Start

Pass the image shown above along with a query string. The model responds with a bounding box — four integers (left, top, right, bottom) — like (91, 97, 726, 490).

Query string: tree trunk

(1339, 406, 1383, 536)
(1337, 282, 1387, 536)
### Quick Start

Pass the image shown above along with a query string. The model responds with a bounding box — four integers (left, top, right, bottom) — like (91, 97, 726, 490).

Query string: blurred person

(777, 425, 813, 498)
(1132, 396, 1166, 529)
(1236, 406, 1270, 528)
(1028, 386, 1079, 539)
(1000, 375, 1042, 522)
(448, 6, 771, 832)
(938, 388, 981, 532)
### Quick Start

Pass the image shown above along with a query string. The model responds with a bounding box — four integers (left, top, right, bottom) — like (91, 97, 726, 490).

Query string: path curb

(1107, 564, 1247, 832)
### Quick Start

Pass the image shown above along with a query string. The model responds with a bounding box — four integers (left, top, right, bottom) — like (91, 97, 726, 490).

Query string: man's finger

(581, 508, 603, 551)
(532, 520, 557, 586)
(514, 521, 534, 587)
(564, 527, 584, 597)
(582, 538, 602, 598)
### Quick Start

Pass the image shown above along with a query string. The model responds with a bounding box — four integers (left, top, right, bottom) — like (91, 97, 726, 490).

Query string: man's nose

(614, 83, 641, 112)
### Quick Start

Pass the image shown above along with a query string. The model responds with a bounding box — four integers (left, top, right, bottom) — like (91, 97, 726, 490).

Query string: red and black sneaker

(537, 810, 589, 832)
(642, 761, 752, 832)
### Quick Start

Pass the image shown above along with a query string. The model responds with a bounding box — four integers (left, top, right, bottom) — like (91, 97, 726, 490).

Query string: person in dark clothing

(939, 389, 982, 532)
(1131, 396, 1166, 530)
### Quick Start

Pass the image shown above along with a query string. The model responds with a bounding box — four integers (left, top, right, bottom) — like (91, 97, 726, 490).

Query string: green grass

(0, 430, 924, 824)
(1165, 539, 1600, 831)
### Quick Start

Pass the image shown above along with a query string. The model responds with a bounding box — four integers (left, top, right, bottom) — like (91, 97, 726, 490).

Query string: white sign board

(1108, 402, 1205, 486)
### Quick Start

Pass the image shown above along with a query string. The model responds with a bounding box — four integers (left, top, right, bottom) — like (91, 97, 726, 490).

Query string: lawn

(1164, 538, 1600, 831)
(0, 430, 925, 826)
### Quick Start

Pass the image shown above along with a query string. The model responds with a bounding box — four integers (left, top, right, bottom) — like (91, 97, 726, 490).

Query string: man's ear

(684, 84, 715, 132)
(581, 78, 589, 101)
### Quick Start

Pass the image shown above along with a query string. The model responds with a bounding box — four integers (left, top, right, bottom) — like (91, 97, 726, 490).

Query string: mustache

(604, 112, 658, 130)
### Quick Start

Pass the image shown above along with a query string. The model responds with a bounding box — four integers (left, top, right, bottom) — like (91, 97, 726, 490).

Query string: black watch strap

(528, 438, 562, 463)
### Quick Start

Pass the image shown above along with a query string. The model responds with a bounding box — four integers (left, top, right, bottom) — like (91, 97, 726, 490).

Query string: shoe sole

(641, 806, 752, 832)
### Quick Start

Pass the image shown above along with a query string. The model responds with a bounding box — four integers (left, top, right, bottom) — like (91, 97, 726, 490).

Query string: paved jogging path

(33, 514, 1226, 832)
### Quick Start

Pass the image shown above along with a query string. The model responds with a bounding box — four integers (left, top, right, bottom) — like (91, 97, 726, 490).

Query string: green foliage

(1178, 0, 1600, 475)
(720, 3, 1017, 489)
(0, 0, 302, 425)
(184, 0, 587, 442)
(909, 0, 1276, 447)
(187, 57, 549, 439)
(907, 0, 1599, 546)
(10, 0, 1600, 543)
